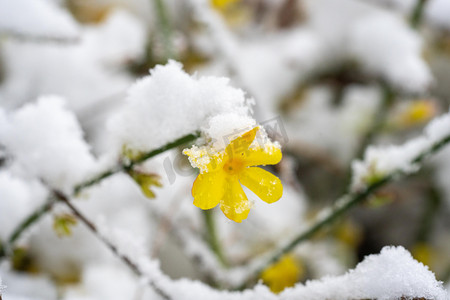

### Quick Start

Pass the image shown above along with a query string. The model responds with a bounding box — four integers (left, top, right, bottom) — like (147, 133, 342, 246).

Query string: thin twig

(8, 133, 200, 247)
(53, 190, 171, 300)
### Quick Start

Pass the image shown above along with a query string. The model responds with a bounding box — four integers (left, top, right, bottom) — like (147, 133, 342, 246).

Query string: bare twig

(52, 190, 171, 300)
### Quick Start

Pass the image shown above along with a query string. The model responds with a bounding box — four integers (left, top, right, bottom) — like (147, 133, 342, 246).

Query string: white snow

(0, 9, 146, 114)
(0, 96, 96, 192)
(109, 60, 255, 153)
(0, 0, 79, 40)
(348, 13, 432, 93)
(0, 171, 48, 241)
(0, 266, 57, 300)
(352, 109, 450, 190)
(281, 246, 446, 300)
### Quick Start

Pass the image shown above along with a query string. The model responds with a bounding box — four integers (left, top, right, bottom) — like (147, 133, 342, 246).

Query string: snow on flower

(109, 60, 254, 154)
(183, 126, 282, 222)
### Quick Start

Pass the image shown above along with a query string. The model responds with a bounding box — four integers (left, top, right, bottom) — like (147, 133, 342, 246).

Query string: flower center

(223, 158, 245, 175)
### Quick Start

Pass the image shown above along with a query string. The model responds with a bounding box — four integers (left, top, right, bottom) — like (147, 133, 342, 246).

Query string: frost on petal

(0, 0, 79, 40)
(0, 96, 96, 191)
(245, 142, 282, 167)
(220, 178, 250, 222)
(183, 145, 226, 173)
(240, 167, 283, 204)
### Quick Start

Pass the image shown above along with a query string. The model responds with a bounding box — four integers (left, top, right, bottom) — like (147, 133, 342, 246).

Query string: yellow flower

(183, 127, 283, 222)
(397, 100, 437, 127)
(261, 255, 302, 293)
(211, 0, 240, 10)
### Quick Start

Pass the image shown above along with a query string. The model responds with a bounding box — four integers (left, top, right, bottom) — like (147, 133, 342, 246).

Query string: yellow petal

(220, 177, 250, 222)
(244, 143, 282, 167)
(240, 167, 282, 204)
(184, 146, 227, 173)
(192, 171, 225, 210)
(225, 127, 259, 158)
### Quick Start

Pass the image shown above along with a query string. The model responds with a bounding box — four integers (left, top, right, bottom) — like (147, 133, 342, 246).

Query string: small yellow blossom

(261, 255, 302, 293)
(211, 0, 240, 10)
(396, 100, 437, 128)
(183, 127, 283, 222)
(411, 243, 435, 267)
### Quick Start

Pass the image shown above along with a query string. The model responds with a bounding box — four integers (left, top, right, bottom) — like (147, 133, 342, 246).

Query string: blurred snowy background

(1, 0, 450, 299)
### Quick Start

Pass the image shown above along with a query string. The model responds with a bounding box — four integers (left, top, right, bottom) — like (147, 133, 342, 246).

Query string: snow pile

(0, 96, 96, 191)
(352, 110, 450, 190)
(426, 0, 450, 30)
(349, 13, 431, 93)
(109, 60, 255, 153)
(304, 0, 432, 94)
(0, 172, 48, 240)
(0, 0, 79, 40)
(368, 0, 450, 31)
(0, 267, 57, 300)
(281, 246, 446, 300)
(0, 9, 146, 113)
(103, 242, 446, 300)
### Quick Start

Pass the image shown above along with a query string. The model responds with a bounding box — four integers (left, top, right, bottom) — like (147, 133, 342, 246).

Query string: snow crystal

(109, 60, 254, 153)
(281, 246, 446, 300)
(349, 13, 432, 93)
(0, 171, 48, 241)
(352, 110, 450, 190)
(0, 96, 96, 192)
(0, 0, 79, 40)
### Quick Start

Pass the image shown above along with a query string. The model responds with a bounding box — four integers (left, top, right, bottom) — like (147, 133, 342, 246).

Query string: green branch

(8, 198, 56, 245)
(410, 0, 428, 28)
(242, 131, 450, 287)
(7, 132, 200, 248)
(153, 0, 175, 61)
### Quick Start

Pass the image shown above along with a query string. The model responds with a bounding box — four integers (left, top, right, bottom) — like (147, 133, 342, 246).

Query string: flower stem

(8, 132, 200, 247)
(243, 132, 450, 288)
(203, 209, 228, 267)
